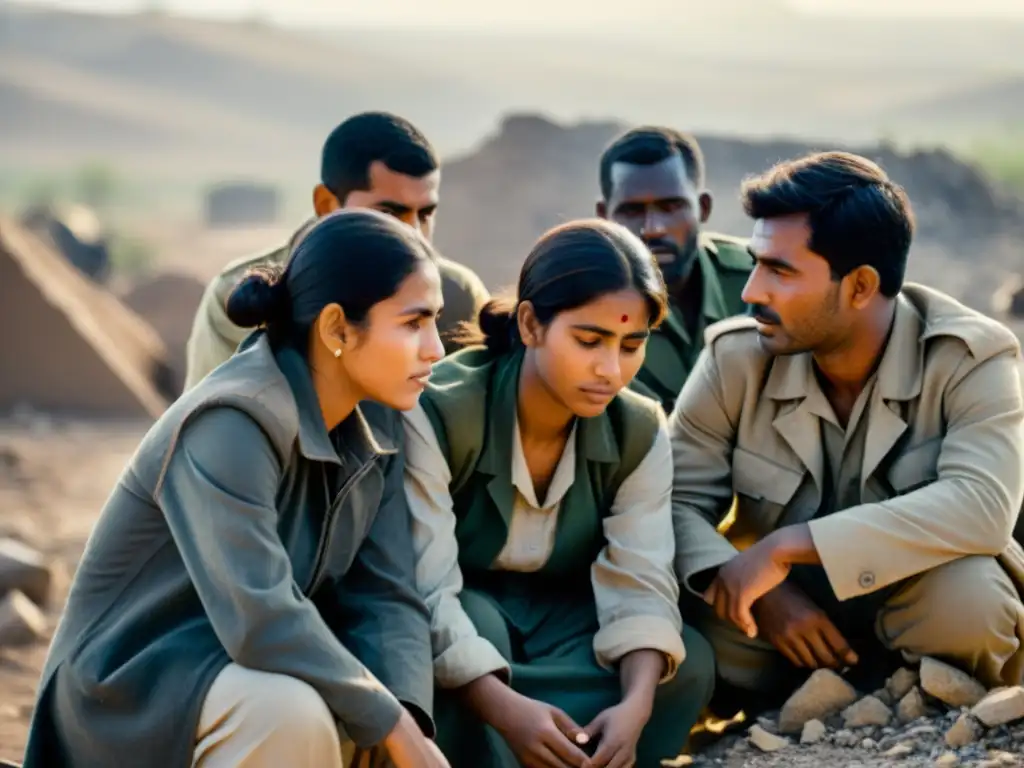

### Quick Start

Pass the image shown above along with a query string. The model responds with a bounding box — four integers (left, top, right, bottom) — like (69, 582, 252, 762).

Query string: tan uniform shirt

(670, 283, 1024, 603)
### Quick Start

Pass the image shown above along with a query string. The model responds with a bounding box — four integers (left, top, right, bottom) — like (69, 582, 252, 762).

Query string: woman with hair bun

(23, 209, 450, 768)
(404, 219, 716, 768)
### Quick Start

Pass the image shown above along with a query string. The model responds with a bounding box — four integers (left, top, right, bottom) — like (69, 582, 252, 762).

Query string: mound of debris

(0, 216, 174, 418)
(120, 271, 206, 398)
(437, 113, 1024, 313)
(0, 538, 54, 649)
(686, 660, 1024, 767)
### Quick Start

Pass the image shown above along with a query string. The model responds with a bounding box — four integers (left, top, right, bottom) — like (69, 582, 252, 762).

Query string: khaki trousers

(192, 663, 360, 768)
(696, 555, 1024, 693)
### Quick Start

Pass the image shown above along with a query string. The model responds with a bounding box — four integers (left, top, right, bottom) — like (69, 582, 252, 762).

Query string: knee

(884, 556, 1021, 653)
(245, 673, 339, 744)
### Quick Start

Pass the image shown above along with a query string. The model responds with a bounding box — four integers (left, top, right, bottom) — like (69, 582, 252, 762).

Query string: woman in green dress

(404, 219, 716, 768)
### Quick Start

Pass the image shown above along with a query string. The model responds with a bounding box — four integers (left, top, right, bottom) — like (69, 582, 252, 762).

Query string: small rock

(0, 590, 47, 646)
(945, 713, 982, 748)
(883, 742, 915, 758)
(842, 695, 892, 728)
(747, 724, 789, 752)
(899, 687, 929, 723)
(778, 668, 859, 733)
(921, 657, 987, 708)
(755, 715, 779, 733)
(887, 667, 920, 700)
(834, 729, 859, 747)
(985, 751, 1018, 765)
(800, 719, 826, 744)
(0, 537, 53, 606)
(861, 737, 877, 749)
(971, 686, 1024, 727)
(872, 687, 894, 706)
(934, 752, 960, 767)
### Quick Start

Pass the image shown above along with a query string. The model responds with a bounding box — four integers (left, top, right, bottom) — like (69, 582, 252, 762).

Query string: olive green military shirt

(631, 232, 753, 411)
(183, 219, 490, 391)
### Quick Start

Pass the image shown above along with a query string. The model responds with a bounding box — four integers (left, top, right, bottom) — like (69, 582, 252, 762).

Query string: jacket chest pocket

(731, 447, 805, 538)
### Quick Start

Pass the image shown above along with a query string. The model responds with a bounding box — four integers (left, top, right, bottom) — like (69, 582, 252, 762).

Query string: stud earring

(334, 348, 341, 358)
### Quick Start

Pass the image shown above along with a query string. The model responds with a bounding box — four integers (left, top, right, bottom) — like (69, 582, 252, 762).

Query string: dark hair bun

(476, 296, 518, 355)
(224, 266, 289, 329)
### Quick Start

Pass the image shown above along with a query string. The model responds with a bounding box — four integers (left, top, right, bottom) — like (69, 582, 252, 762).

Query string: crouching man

(670, 150, 1024, 705)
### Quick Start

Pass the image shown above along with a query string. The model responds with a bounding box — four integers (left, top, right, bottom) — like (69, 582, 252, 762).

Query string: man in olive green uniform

(597, 127, 753, 412)
(184, 112, 488, 391)
(670, 151, 1024, 710)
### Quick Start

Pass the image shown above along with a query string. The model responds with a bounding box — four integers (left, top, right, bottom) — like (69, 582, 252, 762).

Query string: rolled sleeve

(156, 407, 403, 747)
(810, 349, 1024, 601)
(402, 404, 511, 689)
(592, 420, 685, 682)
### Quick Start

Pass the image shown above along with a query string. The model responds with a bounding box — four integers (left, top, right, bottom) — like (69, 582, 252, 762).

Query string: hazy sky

(11, 0, 1024, 26)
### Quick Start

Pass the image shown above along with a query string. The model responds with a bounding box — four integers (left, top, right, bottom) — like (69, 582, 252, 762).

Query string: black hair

(458, 219, 668, 355)
(599, 127, 706, 200)
(741, 150, 915, 298)
(226, 209, 437, 350)
(320, 112, 438, 201)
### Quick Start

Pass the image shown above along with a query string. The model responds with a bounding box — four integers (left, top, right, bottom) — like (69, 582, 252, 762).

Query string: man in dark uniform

(597, 127, 752, 411)
(185, 111, 489, 391)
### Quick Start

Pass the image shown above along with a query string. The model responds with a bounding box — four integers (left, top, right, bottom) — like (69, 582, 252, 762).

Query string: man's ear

(313, 184, 341, 218)
(845, 265, 882, 310)
(698, 191, 713, 224)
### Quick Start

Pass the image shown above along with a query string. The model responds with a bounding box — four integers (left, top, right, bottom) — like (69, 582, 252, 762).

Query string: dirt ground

(0, 415, 148, 763)
(1, 416, 1022, 768)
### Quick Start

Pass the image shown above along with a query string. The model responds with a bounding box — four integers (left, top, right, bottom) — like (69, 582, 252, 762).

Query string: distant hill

(436, 114, 1024, 313)
(1, 4, 1023, 186)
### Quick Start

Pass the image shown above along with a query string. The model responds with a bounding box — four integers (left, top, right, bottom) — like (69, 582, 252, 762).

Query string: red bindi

(621, 314, 629, 323)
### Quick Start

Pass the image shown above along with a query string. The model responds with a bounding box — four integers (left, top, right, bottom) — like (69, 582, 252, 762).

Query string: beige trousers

(192, 663, 361, 768)
(699, 555, 1024, 692)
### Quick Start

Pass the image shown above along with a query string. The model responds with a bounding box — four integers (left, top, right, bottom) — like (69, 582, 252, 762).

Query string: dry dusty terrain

(3, 416, 1024, 767)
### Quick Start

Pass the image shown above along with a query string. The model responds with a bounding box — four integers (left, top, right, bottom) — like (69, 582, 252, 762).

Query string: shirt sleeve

(809, 348, 1024, 601)
(592, 417, 685, 682)
(183, 275, 250, 391)
(402, 403, 512, 689)
(156, 406, 403, 747)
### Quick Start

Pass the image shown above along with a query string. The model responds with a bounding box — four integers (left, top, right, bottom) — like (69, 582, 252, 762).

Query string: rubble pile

(682, 660, 1024, 767)
(0, 537, 54, 650)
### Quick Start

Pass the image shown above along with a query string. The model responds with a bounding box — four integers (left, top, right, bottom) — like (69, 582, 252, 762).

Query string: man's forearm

(459, 673, 520, 731)
(765, 523, 821, 566)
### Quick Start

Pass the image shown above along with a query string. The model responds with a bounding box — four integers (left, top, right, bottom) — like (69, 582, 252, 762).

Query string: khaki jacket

(669, 282, 1024, 603)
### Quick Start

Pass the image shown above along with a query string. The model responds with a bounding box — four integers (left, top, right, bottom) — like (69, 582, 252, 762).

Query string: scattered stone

(0, 590, 47, 647)
(887, 667, 920, 701)
(747, 724, 789, 752)
(872, 687, 893, 706)
(945, 713, 982, 748)
(800, 719, 826, 744)
(899, 686, 929, 723)
(934, 752, 960, 766)
(842, 695, 893, 728)
(834, 729, 859, 747)
(882, 742, 915, 758)
(921, 657, 987, 709)
(984, 751, 1018, 765)
(971, 686, 1024, 727)
(861, 737, 877, 749)
(778, 668, 859, 733)
(0, 537, 53, 606)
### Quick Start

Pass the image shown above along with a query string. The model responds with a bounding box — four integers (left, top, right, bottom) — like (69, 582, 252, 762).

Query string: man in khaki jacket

(184, 112, 488, 391)
(670, 150, 1024, 704)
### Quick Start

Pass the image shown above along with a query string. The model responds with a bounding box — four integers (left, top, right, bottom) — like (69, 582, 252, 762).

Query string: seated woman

(23, 210, 451, 768)
(404, 219, 716, 768)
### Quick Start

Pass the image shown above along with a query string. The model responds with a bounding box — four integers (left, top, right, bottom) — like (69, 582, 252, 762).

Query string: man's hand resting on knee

(753, 583, 859, 670)
(383, 709, 451, 768)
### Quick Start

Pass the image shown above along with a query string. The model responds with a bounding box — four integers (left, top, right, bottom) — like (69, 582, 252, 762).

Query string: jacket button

(858, 571, 876, 589)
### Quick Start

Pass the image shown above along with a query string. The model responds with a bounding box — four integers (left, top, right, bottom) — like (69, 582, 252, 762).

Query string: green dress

(408, 347, 716, 767)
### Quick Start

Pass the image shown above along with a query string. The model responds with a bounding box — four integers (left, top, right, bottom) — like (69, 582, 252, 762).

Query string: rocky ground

(2, 416, 1024, 767)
